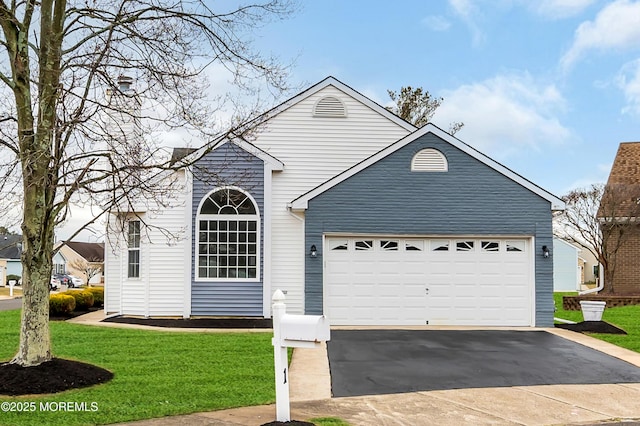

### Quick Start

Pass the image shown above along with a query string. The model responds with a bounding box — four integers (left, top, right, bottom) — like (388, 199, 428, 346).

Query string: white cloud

(616, 58, 640, 115)
(532, 0, 595, 19)
(422, 15, 452, 31)
(564, 162, 611, 192)
(448, 0, 486, 46)
(561, 0, 640, 71)
(432, 73, 572, 158)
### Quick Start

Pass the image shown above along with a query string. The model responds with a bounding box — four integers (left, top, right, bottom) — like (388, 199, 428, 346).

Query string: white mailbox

(271, 289, 330, 422)
(279, 313, 330, 348)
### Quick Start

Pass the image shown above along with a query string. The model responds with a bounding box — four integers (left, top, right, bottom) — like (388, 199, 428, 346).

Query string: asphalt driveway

(327, 329, 640, 397)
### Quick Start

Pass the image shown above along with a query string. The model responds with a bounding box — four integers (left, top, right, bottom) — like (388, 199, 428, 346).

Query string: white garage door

(324, 237, 534, 326)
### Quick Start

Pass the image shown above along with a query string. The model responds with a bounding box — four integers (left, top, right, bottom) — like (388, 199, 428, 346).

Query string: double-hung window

(127, 220, 141, 278)
(197, 188, 259, 280)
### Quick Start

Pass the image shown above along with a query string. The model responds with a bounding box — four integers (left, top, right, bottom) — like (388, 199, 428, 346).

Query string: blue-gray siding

(305, 133, 554, 326)
(191, 142, 264, 316)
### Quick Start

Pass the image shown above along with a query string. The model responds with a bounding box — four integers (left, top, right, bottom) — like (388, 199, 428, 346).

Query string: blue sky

(57, 0, 640, 240)
(246, 0, 640, 197)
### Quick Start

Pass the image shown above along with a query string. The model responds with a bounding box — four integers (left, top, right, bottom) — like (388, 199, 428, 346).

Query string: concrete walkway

(70, 312, 640, 425)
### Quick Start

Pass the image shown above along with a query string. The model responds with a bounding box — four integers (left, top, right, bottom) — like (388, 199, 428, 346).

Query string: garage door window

(431, 240, 449, 251)
(196, 187, 260, 281)
(506, 240, 525, 252)
(456, 241, 475, 251)
(380, 240, 399, 251)
(481, 241, 500, 252)
(406, 241, 423, 251)
(330, 240, 348, 251)
(355, 240, 373, 251)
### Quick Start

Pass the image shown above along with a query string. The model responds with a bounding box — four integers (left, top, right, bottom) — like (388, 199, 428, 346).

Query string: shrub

(62, 290, 95, 311)
(6, 274, 20, 284)
(86, 287, 104, 308)
(49, 294, 76, 315)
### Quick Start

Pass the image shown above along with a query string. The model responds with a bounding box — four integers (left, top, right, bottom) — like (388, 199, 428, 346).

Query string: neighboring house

(56, 241, 105, 285)
(552, 238, 581, 292)
(0, 234, 22, 286)
(53, 251, 66, 275)
(579, 246, 599, 284)
(598, 142, 640, 294)
(105, 77, 564, 327)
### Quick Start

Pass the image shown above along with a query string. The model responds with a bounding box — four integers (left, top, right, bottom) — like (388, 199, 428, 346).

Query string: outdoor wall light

(542, 245, 550, 258)
(310, 244, 317, 257)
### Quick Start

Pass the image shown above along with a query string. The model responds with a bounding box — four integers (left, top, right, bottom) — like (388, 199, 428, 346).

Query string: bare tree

(0, 0, 295, 366)
(554, 183, 640, 294)
(68, 258, 102, 286)
(386, 86, 464, 134)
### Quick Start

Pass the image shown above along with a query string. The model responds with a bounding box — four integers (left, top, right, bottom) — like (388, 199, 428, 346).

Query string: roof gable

(172, 77, 415, 172)
(173, 137, 284, 172)
(0, 235, 21, 259)
(262, 76, 416, 131)
(290, 123, 565, 211)
(61, 241, 105, 262)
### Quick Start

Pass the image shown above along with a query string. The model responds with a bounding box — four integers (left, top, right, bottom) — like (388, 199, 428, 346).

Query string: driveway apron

(327, 329, 640, 397)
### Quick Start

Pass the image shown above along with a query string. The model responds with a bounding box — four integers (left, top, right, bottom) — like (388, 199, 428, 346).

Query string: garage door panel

(324, 237, 533, 326)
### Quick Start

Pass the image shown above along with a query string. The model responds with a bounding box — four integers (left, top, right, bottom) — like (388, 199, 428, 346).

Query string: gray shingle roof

(0, 235, 21, 259)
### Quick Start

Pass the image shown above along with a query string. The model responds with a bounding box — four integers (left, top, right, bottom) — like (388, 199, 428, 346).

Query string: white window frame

(195, 187, 261, 282)
(127, 220, 141, 279)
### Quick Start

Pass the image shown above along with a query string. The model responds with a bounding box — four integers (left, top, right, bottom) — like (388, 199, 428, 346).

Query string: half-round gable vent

(313, 96, 347, 118)
(411, 148, 448, 172)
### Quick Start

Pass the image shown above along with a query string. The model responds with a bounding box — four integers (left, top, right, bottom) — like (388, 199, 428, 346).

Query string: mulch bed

(102, 315, 273, 329)
(49, 306, 102, 321)
(261, 422, 315, 426)
(0, 358, 113, 396)
(555, 321, 627, 334)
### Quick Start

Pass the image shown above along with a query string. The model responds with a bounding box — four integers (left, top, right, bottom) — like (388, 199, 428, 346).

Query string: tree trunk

(12, 254, 52, 366)
(11, 173, 54, 366)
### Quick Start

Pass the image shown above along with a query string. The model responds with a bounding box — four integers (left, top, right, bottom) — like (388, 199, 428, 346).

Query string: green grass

(310, 417, 351, 426)
(0, 310, 278, 425)
(554, 292, 640, 352)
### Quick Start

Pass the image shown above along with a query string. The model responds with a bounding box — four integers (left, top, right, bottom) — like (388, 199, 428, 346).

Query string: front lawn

(554, 292, 640, 352)
(0, 309, 277, 425)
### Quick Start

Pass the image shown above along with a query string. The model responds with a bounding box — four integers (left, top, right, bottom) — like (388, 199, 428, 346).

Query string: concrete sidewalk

(71, 311, 640, 425)
(113, 384, 640, 426)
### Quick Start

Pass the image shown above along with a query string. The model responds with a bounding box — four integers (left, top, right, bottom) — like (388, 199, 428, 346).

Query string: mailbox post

(8, 280, 16, 297)
(272, 289, 290, 422)
(271, 289, 330, 422)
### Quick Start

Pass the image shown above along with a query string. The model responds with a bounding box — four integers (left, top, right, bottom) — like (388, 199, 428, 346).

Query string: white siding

(104, 223, 122, 314)
(104, 171, 189, 316)
(254, 85, 412, 313)
(553, 238, 581, 292)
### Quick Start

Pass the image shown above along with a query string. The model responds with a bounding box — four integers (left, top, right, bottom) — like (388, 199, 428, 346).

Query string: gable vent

(411, 148, 448, 172)
(313, 96, 347, 118)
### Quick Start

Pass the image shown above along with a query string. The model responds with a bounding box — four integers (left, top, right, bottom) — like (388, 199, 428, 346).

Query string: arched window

(196, 188, 260, 280)
(411, 148, 448, 172)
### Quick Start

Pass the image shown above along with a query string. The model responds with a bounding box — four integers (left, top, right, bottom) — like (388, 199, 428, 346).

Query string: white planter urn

(580, 300, 606, 321)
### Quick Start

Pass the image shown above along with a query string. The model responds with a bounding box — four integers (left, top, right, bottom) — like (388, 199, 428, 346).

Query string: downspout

(579, 263, 604, 295)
